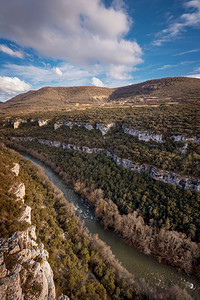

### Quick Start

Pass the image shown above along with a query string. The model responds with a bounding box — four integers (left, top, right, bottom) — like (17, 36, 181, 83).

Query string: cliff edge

(0, 162, 56, 300)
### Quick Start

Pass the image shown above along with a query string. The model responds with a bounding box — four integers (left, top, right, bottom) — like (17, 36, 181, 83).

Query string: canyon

(10, 137, 200, 192)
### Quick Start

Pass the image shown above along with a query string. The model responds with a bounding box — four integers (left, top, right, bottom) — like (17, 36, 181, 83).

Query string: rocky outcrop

(12, 119, 27, 129)
(58, 294, 70, 300)
(9, 137, 200, 192)
(54, 121, 94, 131)
(122, 125, 163, 143)
(54, 121, 115, 135)
(11, 162, 20, 176)
(10, 119, 48, 129)
(15, 183, 26, 202)
(0, 162, 56, 300)
(0, 226, 55, 300)
(173, 135, 200, 143)
(96, 123, 115, 135)
(179, 143, 188, 154)
(18, 206, 32, 224)
(38, 120, 49, 127)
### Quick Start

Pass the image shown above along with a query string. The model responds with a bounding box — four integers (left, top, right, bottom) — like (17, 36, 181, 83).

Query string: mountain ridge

(0, 76, 200, 114)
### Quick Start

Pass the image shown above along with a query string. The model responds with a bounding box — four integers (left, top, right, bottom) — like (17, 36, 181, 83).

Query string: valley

(0, 77, 200, 299)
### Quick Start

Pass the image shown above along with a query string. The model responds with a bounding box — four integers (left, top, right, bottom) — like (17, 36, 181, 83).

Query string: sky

(0, 0, 200, 101)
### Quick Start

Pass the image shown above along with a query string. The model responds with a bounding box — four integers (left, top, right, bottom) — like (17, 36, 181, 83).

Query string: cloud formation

(153, 0, 200, 46)
(4, 63, 92, 85)
(0, 0, 142, 80)
(157, 60, 194, 70)
(0, 76, 31, 100)
(0, 44, 24, 58)
(91, 77, 105, 87)
(187, 66, 200, 78)
(54, 67, 63, 76)
(2, 62, 134, 92)
(173, 49, 199, 56)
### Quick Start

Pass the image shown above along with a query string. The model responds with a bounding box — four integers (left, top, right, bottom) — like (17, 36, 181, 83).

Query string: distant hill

(0, 86, 113, 114)
(109, 77, 200, 104)
(0, 77, 199, 115)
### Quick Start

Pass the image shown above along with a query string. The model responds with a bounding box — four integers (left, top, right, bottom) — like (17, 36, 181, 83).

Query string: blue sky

(0, 0, 200, 101)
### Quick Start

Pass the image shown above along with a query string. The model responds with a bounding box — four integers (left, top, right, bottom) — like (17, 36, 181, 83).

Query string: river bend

(25, 155, 200, 299)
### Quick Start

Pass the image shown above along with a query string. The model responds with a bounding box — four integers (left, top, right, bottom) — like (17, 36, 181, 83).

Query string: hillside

(0, 86, 113, 114)
(1, 78, 200, 298)
(0, 77, 200, 115)
(0, 143, 144, 299)
(109, 77, 200, 104)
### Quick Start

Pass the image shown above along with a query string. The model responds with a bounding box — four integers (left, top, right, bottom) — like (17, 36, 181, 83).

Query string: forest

(2, 142, 194, 299)
(6, 140, 200, 283)
(0, 143, 142, 299)
(1, 104, 199, 177)
(1, 102, 200, 298)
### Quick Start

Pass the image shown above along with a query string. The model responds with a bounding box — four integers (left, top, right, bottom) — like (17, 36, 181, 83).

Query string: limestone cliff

(9, 137, 200, 192)
(0, 226, 55, 300)
(0, 163, 56, 300)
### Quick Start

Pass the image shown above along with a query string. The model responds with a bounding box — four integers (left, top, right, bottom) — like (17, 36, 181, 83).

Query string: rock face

(11, 163, 20, 176)
(38, 120, 49, 127)
(9, 137, 200, 192)
(15, 183, 26, 202)
(13, 120, 21, 129)
(10, 117, 200, 144)
(173, 135, 200, 143)
(53, 120, 200, 144)
(96, 123, 115, 135)
(0, 227, 56, 300)
(0, 162, 56, 300)
(12, 119, 27, 129)
(54, 121, 115, 135)
(54, 121, 94, 131)
(18, 205, 32, 224)
(122, 125, 163, 143)
(179, 143, 188, 154)
(10, 119, 49, 129)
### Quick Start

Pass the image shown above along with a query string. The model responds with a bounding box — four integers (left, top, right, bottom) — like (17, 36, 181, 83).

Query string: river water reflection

(25, 155, 200, 299)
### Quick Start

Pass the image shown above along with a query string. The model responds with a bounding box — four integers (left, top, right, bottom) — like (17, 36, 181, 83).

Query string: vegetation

(1, 101, 200, 298)
(1, 104, 200, 176)
(11, 141, 200, 240)
(7, 141, 200, 282)
(0, 143, 29, 237)
(0, 143, 157, 299)
(0, 77, 199, 114)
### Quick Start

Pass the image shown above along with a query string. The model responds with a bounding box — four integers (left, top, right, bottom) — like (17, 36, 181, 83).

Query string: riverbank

(5, 141, 198, 296)
(25, 151, 200, 300)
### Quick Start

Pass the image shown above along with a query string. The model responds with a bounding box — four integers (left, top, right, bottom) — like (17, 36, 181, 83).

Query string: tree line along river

(25, 155, 200, 300)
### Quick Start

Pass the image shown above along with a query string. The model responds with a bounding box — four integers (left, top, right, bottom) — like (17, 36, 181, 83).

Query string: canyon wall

(10, 137, 200, 192)
(0, 163, 56, 300)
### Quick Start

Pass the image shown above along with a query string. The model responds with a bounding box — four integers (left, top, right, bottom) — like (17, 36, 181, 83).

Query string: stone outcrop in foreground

(0, 162, 56, 300)
(0, 226, 55, 300)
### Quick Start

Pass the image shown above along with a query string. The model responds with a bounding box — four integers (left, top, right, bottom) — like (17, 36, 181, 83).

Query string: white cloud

(54, 67, 63, 76)
(0, 44, 24, 58)
(1, 62, 134, 94)
(187, 74, 200, 78)
(91, 77, 105, 87)
(0, 76, 31, 100)
(157, 60, 194, 70)
(3, 63, 92, 85)
(187, 66, 200, 78)
(153, 0, 200, 46)
(0, 0, 142, 79)
(108, 64, 134, 80)
(173, 49, 199, 56)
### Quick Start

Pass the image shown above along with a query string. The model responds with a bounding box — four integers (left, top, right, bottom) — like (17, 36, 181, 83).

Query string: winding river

(26, 155, 200, 299)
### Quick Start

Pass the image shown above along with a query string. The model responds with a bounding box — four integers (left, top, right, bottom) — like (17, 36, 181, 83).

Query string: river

(25, 155, 200, 299)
